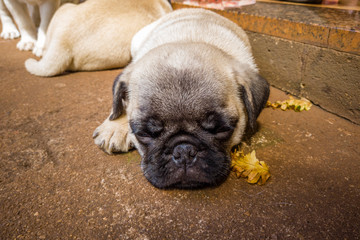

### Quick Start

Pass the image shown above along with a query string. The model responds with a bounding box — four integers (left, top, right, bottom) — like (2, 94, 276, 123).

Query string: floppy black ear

(238, 73, 270, 131)
(109, 73, 128, 121)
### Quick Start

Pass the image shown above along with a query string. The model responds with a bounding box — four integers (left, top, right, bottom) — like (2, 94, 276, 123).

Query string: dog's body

(25, 0, 172, 77)
(2, 0, 62, 56)
(93, 8, 270, 189)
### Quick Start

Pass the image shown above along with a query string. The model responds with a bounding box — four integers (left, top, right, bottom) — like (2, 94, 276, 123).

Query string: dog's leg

(93, 114, 133, 154)
(27, 3, 40, 28)
(32, 0, 60, 57)
(0, 0, 20, 39)
(3, 0, 36, 51)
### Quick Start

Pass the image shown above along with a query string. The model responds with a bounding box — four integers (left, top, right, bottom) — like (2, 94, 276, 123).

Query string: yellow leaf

(280, 102, 288, 111)
(231, 150, 271, 185)
(266, 96, 312, 112)
(247, 171, 260, 184)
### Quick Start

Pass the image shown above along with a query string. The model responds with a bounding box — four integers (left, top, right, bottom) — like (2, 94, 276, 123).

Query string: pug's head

(110, 43, 269, 189)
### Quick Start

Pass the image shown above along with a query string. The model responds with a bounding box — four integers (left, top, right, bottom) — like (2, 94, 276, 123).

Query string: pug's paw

(93, 116, 133, 154)
(32, 45, 43, 57)
(32, 34, 46, 57)
(16, 37, 36, 51)
(1, 27, 20, 39)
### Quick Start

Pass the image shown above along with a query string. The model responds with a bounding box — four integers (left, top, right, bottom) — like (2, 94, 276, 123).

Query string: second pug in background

(25, 0, 172, 77)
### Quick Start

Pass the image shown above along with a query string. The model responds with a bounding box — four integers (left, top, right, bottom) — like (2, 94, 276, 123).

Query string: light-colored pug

(93, 8, 270, 189)
(25, 0, 172, 77)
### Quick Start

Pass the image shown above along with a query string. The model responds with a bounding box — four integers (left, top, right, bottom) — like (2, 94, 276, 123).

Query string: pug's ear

(237, 71, 270, 131)
(109, 73, 128, 121)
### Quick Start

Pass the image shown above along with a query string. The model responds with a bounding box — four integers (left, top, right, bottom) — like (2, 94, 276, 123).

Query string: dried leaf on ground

(266, 96, 312, 112)
(231, 149, 271, 185)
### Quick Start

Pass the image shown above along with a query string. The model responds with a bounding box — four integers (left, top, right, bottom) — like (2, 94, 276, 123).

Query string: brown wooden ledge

(172, 2, 360, 55)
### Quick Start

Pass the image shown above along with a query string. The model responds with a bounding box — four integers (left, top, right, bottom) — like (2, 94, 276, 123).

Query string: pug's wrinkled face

(105, 43, 269, 189)
(94, 12, 270, 189)
(127, 51, 243, 188)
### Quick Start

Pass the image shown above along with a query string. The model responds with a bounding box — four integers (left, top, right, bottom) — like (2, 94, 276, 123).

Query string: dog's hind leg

(25, 40, 72, 77)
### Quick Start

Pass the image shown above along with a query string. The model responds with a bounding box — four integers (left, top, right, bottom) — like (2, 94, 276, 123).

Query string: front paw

(93, 117, 133, 154)
(16, 37, 36, 51)
(32, 45, 43, 57)
(32, 34, 46, 57)
(1, 28, 20, 39)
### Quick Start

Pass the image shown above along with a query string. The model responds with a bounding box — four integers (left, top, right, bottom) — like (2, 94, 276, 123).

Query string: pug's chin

(148, 171, 214, 189)
(145, 174, 225, 190)
(142, 155, 231, 189)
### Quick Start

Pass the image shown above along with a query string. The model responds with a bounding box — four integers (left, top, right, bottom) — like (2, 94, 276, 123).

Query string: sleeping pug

(25, 0, 172, 76)
(93, 8, 270, 189)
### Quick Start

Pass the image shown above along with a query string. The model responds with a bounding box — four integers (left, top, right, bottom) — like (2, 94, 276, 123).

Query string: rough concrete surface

(1, 38, 360, 240)
(248, 31, 360, 125)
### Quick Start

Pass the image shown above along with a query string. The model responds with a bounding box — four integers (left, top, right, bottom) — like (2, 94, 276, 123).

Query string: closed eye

(130, 118, 163, 144)
(146, 118, 163, 137)
(201, 112, 238, 139)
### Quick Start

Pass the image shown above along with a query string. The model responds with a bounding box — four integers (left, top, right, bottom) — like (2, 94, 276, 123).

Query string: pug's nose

(172, 143, 198, 167)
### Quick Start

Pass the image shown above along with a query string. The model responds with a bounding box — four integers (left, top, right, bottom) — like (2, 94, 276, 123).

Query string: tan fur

(93, 114, 132, 154)
(94, 8, 265, 155)
(25, 0, 172, 77)
(93, 9, 270, 188)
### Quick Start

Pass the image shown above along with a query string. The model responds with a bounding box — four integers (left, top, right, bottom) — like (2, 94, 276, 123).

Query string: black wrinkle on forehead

(142, 70, 224, 120)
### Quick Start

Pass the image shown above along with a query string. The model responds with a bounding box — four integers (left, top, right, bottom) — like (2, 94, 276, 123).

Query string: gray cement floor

(1, 39, 359, 239)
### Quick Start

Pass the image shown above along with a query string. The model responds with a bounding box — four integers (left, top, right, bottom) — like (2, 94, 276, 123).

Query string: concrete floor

(1, 39, 359, 239)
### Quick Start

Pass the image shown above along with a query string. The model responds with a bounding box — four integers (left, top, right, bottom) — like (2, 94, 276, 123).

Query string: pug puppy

(25, 0, 172, 77)
(93, 8, 270, 189)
